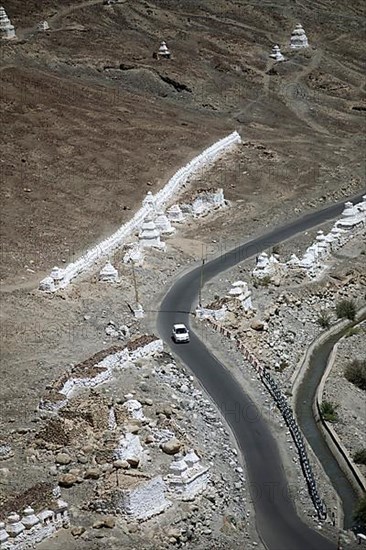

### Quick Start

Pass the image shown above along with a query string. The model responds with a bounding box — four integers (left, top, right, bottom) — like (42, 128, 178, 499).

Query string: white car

(172, 323, 190, 343)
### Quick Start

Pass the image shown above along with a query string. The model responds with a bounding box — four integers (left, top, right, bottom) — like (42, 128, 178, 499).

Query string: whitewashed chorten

(0, 6, 16, 39)
(270, 45, 285, 62)
(157, 41, 171, 59)
(290, 24, 309, 49)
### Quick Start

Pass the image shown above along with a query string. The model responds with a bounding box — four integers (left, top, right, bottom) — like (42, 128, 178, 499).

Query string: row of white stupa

(98, 189, 225, 283)
(0, 6, 49, 38)
(40, 189, 225, 292)
(270, 24, 309, 62)
(253, 198, 366, 281)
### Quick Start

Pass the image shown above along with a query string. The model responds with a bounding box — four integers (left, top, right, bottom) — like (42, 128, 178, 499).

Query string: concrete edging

(291, 306, 366, 525)
(315, 318, 366, 499)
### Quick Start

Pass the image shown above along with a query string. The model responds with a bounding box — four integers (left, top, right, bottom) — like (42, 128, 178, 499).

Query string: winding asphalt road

(157, 192, 365, 550)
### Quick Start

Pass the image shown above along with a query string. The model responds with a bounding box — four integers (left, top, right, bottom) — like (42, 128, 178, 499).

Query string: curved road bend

(157, 192, 365, 550)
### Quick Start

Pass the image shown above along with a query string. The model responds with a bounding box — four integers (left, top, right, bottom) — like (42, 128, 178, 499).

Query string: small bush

(256, 275, 271, 287)
(320, 400, 339, 422)
(353, 448, 366, 465)
(344, 359, 366, 391)
(354, 494, 366, 530)
(336, 299, 356, 321)
(317, 310, 331, 329)
(345, 326, 361, 338)
(272, 245, 281, 255)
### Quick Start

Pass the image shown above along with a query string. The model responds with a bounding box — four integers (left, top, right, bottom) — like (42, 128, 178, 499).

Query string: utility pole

(131, 260, 139, 305)
(199, 257, 205, 306)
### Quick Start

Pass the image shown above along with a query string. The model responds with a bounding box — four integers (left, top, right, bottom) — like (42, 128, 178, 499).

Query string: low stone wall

(39, 339, 163, 410)
(39, 131, 241, 291)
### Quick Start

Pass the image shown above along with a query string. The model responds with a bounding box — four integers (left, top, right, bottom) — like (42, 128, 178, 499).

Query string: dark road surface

(157, 192, 365, 550)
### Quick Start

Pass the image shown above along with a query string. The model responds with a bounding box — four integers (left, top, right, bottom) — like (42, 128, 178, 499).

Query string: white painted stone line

(39, 131, 241, 292)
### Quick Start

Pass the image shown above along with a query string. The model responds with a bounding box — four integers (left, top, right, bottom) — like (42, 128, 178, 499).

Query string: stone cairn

(290, 24, 309, 49)
(0, 6, 15, 39)
(269, 44, 285, 62)
(0, 500, 69, 548)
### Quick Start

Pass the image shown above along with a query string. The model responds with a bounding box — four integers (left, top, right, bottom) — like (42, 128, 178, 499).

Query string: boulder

(126, 456, 140, 468)
(59, 473, 78, 487)
(160, 438, 181, 455)
(84, 468, 100, 480)
(250, 319, 265, 331)
(55, 452, 72, 465)
(113, 459, 130, 469)
(71, 526, 86, 537)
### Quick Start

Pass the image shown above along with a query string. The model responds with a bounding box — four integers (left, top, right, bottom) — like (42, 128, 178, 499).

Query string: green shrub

(256, 275, 271, 287)
(320, 400, 339, 422)
(353, 448, 366, 465)
(354, 493, 366, 530)
(336, 299, 356, 321)
(272, 245, 281, 255)
(317, 310, 331, 329)
(345, 326, 361, 338)
(344, 359, 366, 391)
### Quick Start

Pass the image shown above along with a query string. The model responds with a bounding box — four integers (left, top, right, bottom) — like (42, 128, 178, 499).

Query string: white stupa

(287, 253, 300, 268)
(252, 252, 271, 279)
(270, 45, 285, 62)
(336, 201, 363, 229)
(290, 24, 309, 49)
(167, 204, 185, 223)
(315, 230, 330, 258)
(228, 280, 253, 311)
(157, 41, 171, 59)
(99, 261, 119, 283)
(142, 191, 156, 212)
(154, 211, 175, 234)
(139, 216, 163, 248)
(0, 6, 16, 39)
(123, 243, 144, 266)
(299, 244, 319, 271)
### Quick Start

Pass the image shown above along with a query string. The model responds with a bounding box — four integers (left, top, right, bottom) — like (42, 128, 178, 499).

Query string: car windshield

(175, 327, 187, 334)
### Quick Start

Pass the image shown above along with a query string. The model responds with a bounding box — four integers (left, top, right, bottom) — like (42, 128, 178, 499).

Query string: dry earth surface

(1, 0, 366, 548)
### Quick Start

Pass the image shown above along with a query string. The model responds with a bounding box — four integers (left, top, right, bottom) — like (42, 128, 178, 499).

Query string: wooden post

(131, 261, 139, 305)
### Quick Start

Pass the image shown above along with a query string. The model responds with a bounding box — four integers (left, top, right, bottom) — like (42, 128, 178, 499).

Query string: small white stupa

(252, 252, 271, 280)
(99, 261, 119, 283)
(0, 6, 16, 39)
(270, 45, 285, 62)
(123, 243, 144, 266)
(139, 216, 164, 248)
(290, 24, 309, 49)
(37, 21, 49, 32)
(142, 191, 156, 212)
(228, 281, 253, 312)
(287, 253, 300, 268)
(315, 230, 329, 258)
(154, 211, 175, 234)
(336, 201, 363, 229)
(157, 41, 171, 59)
(167, 204, 184, 223)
